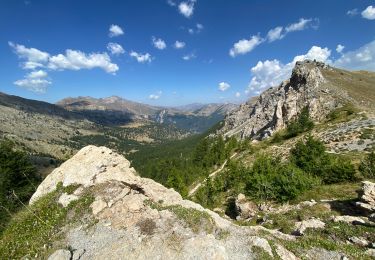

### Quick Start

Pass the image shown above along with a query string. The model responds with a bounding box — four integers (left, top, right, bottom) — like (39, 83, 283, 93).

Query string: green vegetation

(145, 200, 214, 233)
(195, 135, 357, 208)
(326, 103, 358, 123)
(290, 135, 356, 184)
(359, 151, 375, 178)
(271, 107, 314, 143)
(279, 221, 374, 259)
(285, 107, 314, 138)
(0, 183, 94, 259)
(245, 157, 319, 202)
(0, 141, 41, 234)
(130, 127, 241, 197)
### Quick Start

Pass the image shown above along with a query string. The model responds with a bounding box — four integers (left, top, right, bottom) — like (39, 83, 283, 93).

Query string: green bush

(285, 107, 314, 139)
(290, 135, 356, 183)
(244, 156, 319, 202)
(359, 151, 375, 178)
(0, 141, 40, 233)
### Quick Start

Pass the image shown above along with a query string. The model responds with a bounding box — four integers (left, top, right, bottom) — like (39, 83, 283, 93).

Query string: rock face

(220, 60, 348, 140)
(31, 145, 295, 260)
(356, 181, 375, 213)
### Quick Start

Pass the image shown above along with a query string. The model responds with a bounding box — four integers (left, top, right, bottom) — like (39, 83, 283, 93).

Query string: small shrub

(359, 151, 375, 178)
(285, 107, 314, 139)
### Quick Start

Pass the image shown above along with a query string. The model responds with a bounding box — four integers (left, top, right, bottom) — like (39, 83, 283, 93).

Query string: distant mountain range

(57, 96, 237, 133)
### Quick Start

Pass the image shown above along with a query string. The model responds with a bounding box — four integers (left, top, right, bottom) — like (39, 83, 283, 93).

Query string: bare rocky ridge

(220, 60, 375, 140)
(32, 145, 299, 260)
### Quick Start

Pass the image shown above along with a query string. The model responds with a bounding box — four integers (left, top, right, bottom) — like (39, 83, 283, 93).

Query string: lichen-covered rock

(294, 218, 326, 235)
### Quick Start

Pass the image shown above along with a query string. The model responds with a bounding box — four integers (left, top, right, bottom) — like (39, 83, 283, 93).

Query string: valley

(0, 61, 374, 259)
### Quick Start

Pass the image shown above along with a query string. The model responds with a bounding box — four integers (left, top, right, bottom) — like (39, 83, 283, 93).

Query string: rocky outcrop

(31, 145, 295, 260)
(356, 181, 375, 213)
(220, 60, 343, 140)
(235, 193, 258, 220)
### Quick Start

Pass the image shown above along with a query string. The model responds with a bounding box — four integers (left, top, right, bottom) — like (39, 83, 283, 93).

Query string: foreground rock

(31, 145, 295, 259)
(356, 181, 375, 214)
(293, 218, 326, 236)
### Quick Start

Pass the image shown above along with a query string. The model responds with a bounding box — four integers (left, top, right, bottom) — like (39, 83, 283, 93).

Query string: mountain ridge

(220, 60, 375, 140)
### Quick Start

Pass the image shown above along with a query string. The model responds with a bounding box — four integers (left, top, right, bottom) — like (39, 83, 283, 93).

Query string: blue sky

(0, 0, 374, 106)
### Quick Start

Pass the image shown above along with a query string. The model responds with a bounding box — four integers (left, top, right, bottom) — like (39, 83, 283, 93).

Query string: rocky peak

(219, 60, 341, 140)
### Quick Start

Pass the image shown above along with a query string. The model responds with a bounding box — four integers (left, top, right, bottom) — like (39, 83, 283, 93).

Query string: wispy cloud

(347, 8, 359, 16)
(218, 82, 230, 91)
(149, 91, 162, 100)
(182, 52, 196, 60)
(229, 35, 263, 57)
(230, 17, 318, 57)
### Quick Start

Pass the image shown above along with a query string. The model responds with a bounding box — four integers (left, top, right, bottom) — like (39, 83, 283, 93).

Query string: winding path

(188, 152, 237, 197)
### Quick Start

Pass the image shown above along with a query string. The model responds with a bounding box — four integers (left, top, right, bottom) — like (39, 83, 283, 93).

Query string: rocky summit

(220, 60, 375, 140)
(31, 145, 296, 260)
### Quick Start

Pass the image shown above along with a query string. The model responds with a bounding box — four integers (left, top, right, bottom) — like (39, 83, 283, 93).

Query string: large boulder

(29, 145, 295, 260)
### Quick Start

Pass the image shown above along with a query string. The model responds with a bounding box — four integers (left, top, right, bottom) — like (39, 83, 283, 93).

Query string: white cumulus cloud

(229, 35, 263, 57)
(14, 69, 51, 93)
(48, 50, 119, 74)
(107, 42, 125, 55)
(178, 0, 195, 18)
(9, 42, 120, 93)
(152, 37, 167, 50)
(130, 51, 153, 63)
(334, 40, 375, 71)
(14, 78, 51, 93)
(109, 24, 124, 37)
(362, 5, 375, 20)
(336, 44, 345, 53)
(218, 82, 230, 91)
(9, 42, 49, 65)
(247, 46, 331, 95)
(174, 40, 186, 49)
